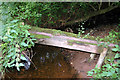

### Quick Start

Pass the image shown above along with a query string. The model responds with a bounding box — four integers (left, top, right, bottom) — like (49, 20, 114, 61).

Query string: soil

(62, 24, 118, 78)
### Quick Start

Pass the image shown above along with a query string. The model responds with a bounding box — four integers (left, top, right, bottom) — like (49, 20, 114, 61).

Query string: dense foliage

(87, 26, 120, 79)
(0, 2, 35, 77)
(9, 2, 120, 28)
(88, 45, 120, 79)
(0, 2, 119, 79)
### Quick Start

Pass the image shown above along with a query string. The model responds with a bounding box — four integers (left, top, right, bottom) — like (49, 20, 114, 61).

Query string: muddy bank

(62, 24, 118, 78)
(62, 49, 99, 78)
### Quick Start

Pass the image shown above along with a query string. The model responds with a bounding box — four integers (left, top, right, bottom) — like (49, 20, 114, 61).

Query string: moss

(68, 40, 104, 53)
(30, 27, 78, 37)
(68, 40, 97, 46)
(30, 33, 50, 39)
(30, 26, 118, 44)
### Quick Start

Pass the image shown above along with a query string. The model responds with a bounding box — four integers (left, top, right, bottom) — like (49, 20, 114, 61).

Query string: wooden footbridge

(29, 27, 116, 68)
(0, 27, 116, 70)
(0, 26, 117, 79)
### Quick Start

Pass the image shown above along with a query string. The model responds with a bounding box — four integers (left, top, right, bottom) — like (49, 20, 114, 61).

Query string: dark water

(5, 44, 77, 79)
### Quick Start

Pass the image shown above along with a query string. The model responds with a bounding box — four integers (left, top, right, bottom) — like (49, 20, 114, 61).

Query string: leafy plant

(78, 22, 85, 38)
(87, 24, 120, 79)
(87, 52, 120, 79)
(0, 20, 36, 73)
(112, 45, 120, 52)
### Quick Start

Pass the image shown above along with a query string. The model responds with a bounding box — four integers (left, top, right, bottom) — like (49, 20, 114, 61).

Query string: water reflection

(5, 44, 77, 79)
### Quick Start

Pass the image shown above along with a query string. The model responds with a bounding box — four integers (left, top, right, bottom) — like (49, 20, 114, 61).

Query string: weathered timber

(30, 31, 116, 47)
(96, 48, 108, 68)
(35, 37, 101, 54)
(29, 30, 116, 54)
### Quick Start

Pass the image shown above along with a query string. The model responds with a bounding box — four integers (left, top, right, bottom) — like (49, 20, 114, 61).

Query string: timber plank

(35, 37, 101, 54)
(29, 31, 116, 47)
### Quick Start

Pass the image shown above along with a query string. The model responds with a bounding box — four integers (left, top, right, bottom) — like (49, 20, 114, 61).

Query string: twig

(43, 17, 52, 26)
(22, 52, 37, 70)
(99, 0, 102, 10)
(88, 3, 97, 11)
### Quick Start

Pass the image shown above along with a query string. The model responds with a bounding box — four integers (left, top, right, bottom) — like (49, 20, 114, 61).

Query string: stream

(5, 44, 78, 79)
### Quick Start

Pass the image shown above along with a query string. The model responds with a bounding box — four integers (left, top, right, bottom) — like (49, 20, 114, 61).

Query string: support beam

(96, 48, 108, 68)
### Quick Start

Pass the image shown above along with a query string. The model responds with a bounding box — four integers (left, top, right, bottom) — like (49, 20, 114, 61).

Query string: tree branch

(62, 5, 119, 26)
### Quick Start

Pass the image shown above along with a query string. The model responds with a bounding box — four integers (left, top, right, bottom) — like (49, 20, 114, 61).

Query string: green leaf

(9, 59, 15, 65)
(112, 73, 117, 78)
(21, 42, 28, 47)
(2, 49, 7, 54)
(10, 30, 17, 34)
(6, 34, 13, 38)
(11, 20, 18, 23)
(117, 60, 120, 64)
(7, 52, 15, 58)
(17, 67, 20, 71)
(9, 25, 15, 28)
(87, 71, 93, 76)
(32, 38, 36, 41)
(20, 54, 27, 61)
(112, 48, 118, 52)
(115, 45, 119, 48)
(19, 63, 24, 67)
(10, 64, 15, 67)
(115, 68, 120, 73)
(114, 53, 120, 58)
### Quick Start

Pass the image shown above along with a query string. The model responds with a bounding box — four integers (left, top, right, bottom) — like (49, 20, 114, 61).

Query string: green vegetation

(0, 3, 36, 78)
(0, 2, 120, 79)
(30, 33, 50, 39)
(87, 24, 120, 79)
(0, 21, 35, 71)
(9, 2, 120, 27)
(87, 45, 120, 79)
(31, 27, 77, 37)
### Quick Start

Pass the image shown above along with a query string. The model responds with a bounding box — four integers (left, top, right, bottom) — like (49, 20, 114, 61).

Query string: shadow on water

(5, 44, 78, 79)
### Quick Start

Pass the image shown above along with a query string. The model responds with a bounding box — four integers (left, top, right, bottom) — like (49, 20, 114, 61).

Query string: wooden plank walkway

(30, 31, 115, 54)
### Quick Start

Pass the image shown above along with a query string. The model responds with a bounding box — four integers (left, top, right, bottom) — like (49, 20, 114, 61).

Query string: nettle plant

(0, 20, 36, 72)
